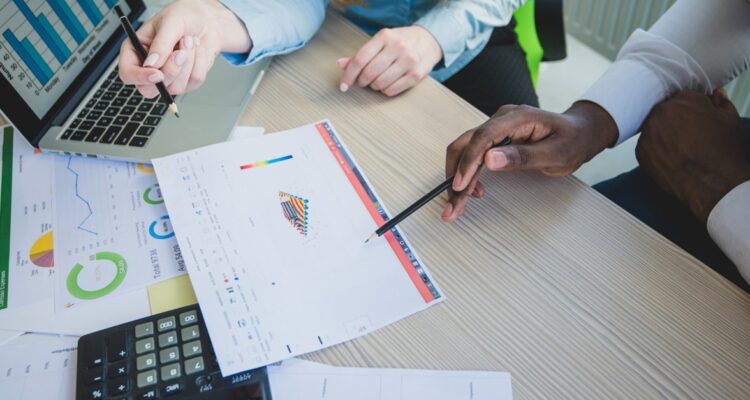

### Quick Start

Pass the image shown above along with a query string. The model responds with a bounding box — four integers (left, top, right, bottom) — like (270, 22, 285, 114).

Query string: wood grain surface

(241, 12, 750, 399)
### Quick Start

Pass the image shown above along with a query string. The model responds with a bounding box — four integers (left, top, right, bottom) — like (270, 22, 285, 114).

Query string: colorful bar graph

(3, 30, 50, 84)
(37, 14, 70, 63)
(48, 0, 88, 44)
(76, 0, 103, 26)
(12, 0, 68, 65)
(20, 37, 54, 82)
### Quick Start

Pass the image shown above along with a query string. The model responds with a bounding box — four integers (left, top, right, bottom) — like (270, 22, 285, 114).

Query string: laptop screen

(0, 0, 131, 118)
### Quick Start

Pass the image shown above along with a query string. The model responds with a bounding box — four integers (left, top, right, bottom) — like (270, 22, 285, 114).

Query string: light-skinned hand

(442, 102, 619, 222)
(118, 0, 251, 98)
(337, 26, 442, 97)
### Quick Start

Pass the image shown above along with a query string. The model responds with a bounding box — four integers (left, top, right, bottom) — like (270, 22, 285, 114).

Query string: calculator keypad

(78, 306, 209, 399)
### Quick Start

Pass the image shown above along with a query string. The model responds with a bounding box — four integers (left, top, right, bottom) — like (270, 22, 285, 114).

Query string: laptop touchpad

(180, 60, 260, 107)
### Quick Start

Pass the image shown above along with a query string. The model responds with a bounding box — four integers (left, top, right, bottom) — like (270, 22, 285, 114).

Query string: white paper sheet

(52, 156, 187, 311)
(0, 126, 56, 311)
(269, 359, 513, 400)
(0, 335, 78, 400)
(154, 120, 443, 376)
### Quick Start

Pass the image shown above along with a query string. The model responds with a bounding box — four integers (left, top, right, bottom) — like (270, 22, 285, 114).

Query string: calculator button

(161, 363, 182, 381)
(137, 370, 158, 388)
(158, 331, 178, 348)
(181, 326, 200, 341)
(87, 387, 104, 399)
(138, 388, 159, 399)
(157, 316, 176, 332)
(184, 356, 205, 375)
(182, 341, 202, 357)
(136, 353, 157, 371)
(163, 382, 183, 396)
(135, 322, 154, 338)
(84, 340, 104, 368)
(108, 361, 129, 378)
(159, 347, 180, 363)
(135, 338, 155, 354)
(107, 331, 128, 361)
(108, 378, 129, 395)
(179, 311, 198, 326)
(84, 368, 104, 385)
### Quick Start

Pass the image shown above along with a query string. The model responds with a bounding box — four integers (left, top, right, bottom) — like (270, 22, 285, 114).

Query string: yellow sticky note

(147, 275, 197, 314)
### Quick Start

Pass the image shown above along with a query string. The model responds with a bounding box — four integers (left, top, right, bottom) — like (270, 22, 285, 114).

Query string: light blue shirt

(220, 0, 524, 82)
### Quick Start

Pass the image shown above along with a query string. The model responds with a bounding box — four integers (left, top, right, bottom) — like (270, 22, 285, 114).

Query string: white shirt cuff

(707, 181, 750, 285)
(580, 59, 666, 145)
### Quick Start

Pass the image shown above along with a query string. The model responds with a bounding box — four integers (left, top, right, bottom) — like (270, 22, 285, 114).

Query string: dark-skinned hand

(443, 101, 618, 222)
(636, 90, 750, 225)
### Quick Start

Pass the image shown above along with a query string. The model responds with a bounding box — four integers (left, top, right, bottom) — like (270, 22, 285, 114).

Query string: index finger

(452, 116, 517, 191)
(340, 36, 385, 91)
(118, 34, 164, 86)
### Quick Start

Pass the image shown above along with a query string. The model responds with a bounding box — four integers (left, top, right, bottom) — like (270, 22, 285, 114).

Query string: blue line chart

(66, 156, 98, 235)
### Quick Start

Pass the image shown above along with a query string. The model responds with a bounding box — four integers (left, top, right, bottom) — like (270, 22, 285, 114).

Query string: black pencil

(114, 6, 179, 117)
(364, 136, 511, 243)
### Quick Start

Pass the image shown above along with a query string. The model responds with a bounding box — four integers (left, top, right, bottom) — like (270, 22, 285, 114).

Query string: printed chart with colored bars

(279, 192, 310, 236)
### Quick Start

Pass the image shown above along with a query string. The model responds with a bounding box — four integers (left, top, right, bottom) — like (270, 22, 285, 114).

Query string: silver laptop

(0, 0, 268, 162)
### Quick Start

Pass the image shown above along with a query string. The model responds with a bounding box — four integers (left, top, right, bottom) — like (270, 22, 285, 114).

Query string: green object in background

(514, 0, 544, 87)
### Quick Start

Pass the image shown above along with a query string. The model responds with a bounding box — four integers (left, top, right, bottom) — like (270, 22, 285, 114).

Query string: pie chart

(29, 231, 54, 268)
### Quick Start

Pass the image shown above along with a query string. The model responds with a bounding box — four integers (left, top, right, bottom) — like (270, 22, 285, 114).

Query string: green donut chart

(143, 184, 164, 205)
(66, 251, 128, 300)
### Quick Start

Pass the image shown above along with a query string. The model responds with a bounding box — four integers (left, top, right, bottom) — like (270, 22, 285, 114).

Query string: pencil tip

(168, 103, 180, 117)
(364, 233, 377, 244)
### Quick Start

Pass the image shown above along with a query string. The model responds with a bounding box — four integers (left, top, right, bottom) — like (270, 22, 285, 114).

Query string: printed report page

(154, 121, 443, 376)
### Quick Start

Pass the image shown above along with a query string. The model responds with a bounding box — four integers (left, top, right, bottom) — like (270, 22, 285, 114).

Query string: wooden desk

(242, 12, 750, 399)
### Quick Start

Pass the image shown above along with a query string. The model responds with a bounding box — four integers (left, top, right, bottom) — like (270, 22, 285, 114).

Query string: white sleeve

(708, 182, 750, 285)
(580, 0, 750, 144)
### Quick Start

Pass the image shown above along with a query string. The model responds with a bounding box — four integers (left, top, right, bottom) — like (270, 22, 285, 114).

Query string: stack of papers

(0, 126, 263, 334)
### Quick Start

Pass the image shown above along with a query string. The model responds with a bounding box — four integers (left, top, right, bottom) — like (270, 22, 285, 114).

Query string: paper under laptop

(0, 127, 263, 334)
(153, 120, 443, 376)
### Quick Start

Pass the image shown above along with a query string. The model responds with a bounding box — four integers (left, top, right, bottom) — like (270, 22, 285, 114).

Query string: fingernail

(442, 203, 453, 218)
(184, 36, 194, 49)
(453, 172, 462, 189)
(175, 50, 187, 66)
(336, 58, 347, 68)
(148, 72, 162, 83)
(339, 82, 349, 92)
(143, 53, 159, 67)
(489, 149, 509, 169)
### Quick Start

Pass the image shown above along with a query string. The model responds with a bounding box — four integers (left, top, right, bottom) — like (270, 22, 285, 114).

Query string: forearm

(220, 0, 327, 65)
(415, 0, 525, 68)
(581, 0, 750, 144)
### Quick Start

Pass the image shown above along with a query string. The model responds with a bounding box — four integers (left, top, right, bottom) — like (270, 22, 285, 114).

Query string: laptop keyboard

(60, 69, 167, 148)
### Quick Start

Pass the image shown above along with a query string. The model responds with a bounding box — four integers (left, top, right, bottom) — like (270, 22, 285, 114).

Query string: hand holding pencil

(115, 0, 251, 99)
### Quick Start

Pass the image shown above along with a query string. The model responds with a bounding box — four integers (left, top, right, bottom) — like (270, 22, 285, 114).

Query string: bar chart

(0, 0, 118, 88)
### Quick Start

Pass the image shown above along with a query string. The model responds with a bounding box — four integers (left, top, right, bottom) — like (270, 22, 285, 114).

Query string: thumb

(142, 18, 184, 68)
(484, 141, 560, 172)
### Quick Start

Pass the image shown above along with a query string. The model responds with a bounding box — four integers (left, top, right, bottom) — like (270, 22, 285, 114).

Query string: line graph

(65, 156, 97, 235)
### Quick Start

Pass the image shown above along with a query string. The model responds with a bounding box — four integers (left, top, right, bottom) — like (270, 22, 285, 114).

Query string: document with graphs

(52, 156, 187, 311)
(154, 120, 443, 376)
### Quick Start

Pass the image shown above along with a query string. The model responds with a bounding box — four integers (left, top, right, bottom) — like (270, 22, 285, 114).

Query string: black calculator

(75, 304, 272, 400)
